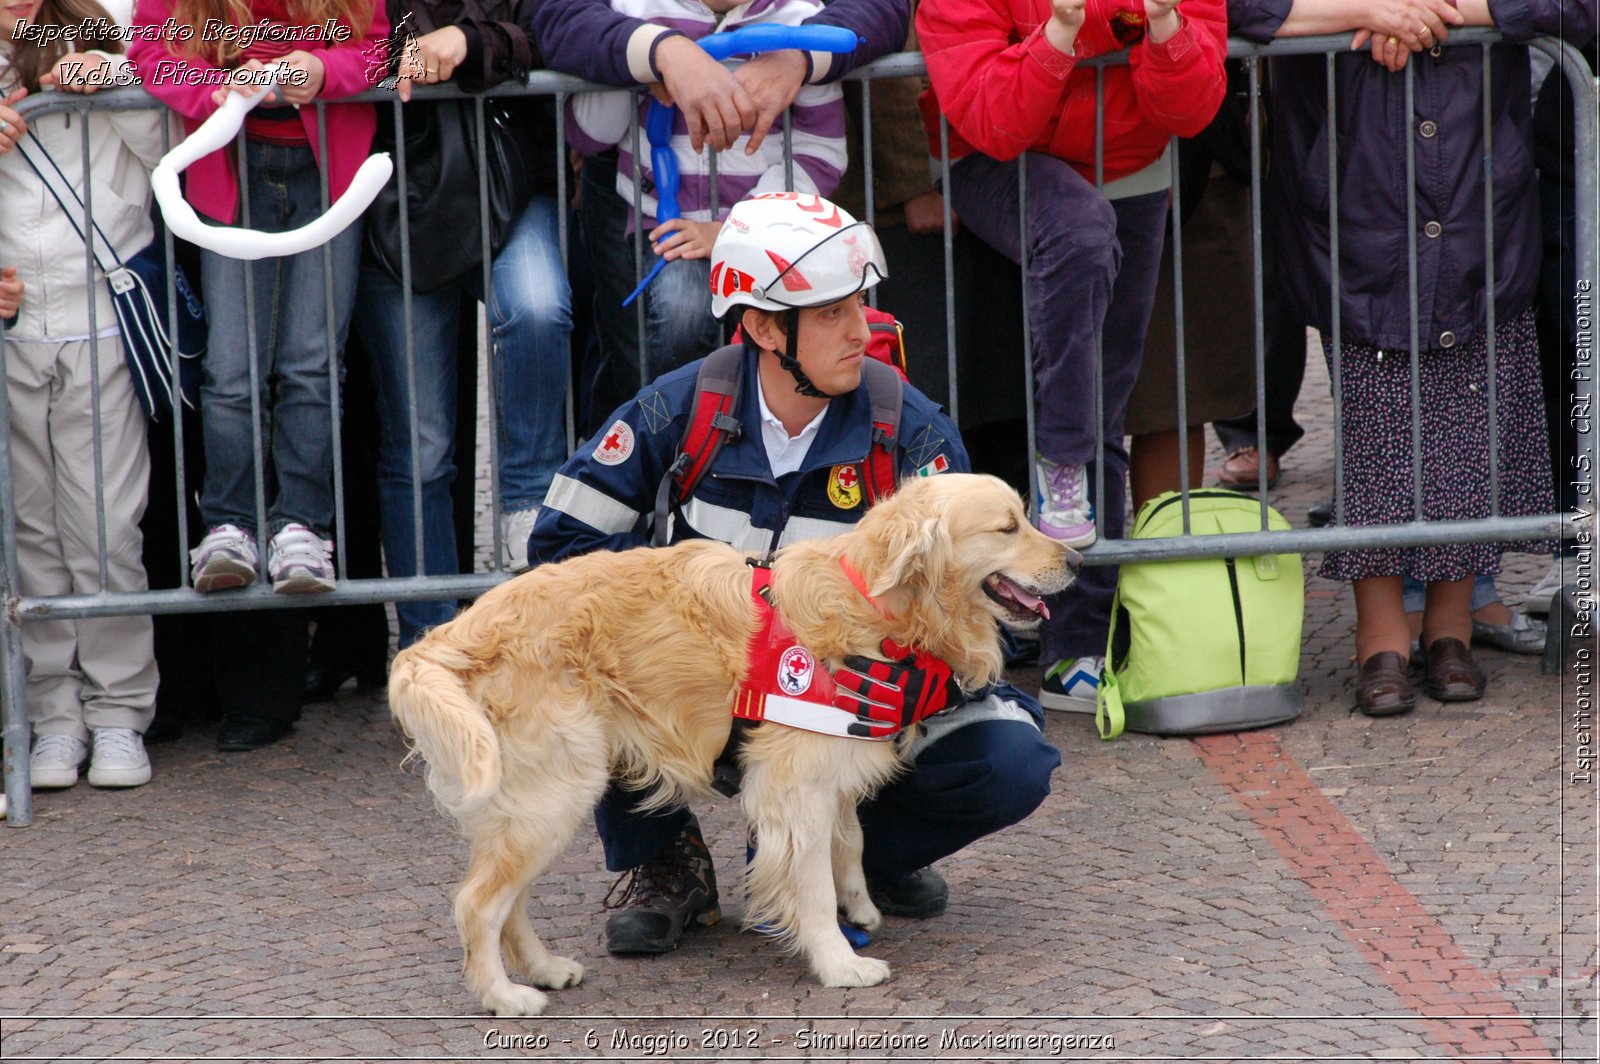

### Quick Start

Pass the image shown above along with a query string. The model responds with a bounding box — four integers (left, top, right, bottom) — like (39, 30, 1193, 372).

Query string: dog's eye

(998, 518, 1019, 535)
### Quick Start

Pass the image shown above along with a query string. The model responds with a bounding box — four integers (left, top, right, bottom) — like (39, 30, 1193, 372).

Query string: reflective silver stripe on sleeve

(910, 694, 1040, 757)
(542, 474, 641, 535)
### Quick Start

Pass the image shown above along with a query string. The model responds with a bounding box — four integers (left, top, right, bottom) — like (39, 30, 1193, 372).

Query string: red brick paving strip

(1193, 730, 1557, 1062)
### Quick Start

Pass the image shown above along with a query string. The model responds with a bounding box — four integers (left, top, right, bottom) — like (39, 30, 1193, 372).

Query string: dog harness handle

(732, 566, 894, 741)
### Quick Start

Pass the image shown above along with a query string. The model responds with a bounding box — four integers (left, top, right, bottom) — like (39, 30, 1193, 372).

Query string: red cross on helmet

(708, 193, 888, 318)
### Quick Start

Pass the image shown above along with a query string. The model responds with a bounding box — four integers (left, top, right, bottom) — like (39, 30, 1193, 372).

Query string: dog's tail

(388, 647, 501, 817)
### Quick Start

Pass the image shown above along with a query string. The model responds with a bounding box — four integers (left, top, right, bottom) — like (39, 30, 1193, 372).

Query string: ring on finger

(0, 118, 9, 133)
(1387, 35, 1399, 46)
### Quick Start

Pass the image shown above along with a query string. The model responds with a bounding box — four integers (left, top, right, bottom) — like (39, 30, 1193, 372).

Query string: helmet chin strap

(775, 308, 835, 399)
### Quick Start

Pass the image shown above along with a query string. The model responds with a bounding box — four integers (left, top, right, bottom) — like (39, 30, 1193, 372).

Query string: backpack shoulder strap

(651, 344, 745, 547)
(859, 357, 904, 506)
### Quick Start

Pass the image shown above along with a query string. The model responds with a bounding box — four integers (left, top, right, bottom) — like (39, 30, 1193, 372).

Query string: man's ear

(742, 307, 784, 351)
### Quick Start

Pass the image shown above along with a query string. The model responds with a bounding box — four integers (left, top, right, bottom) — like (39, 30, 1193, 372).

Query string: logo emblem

(828, 464, 863, 509)
(593, 420, 635, 466)
(916, 454, 950, 478)
(778, 646, 815, 695)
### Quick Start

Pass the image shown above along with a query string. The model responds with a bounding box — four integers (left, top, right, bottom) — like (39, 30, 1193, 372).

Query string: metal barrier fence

(3, 32, 1594, 824)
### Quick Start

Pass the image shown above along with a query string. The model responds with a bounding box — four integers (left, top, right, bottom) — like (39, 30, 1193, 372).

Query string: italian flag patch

(916, 454, 950, 477)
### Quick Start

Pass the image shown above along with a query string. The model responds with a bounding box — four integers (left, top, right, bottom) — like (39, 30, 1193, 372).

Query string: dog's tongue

(997, 575, 1049, 620)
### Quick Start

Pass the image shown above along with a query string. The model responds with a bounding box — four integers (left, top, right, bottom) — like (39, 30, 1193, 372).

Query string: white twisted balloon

(150, 64, 393, 260)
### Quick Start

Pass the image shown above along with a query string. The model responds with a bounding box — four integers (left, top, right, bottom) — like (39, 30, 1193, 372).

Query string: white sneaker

(1520, 559, 1593, 616)
(88, 727, 151, 788)
(1040, 656, 1104, 713)
(267, 523, 336, 594)
(30, 734, 88, 789)
(500, 507, 540, 570)
(190, 524, 259, 593)
(1033, 455, 1097, 548)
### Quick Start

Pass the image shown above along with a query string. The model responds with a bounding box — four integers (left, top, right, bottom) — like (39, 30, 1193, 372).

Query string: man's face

(768, 293, 873, 395)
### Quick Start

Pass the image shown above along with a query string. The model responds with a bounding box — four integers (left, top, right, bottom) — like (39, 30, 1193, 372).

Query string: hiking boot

(1040, 656, 1104, 713)
(87, 727, 151, 788)
(29, 733, 88, 789)
(500, 506, 540, 571)
(1032, 455, 1096, 547)
(603, 814, 720, 954)
(190, 524, 258, 593)
(867, 867, 948, 919)
(267, 523, 336, 594)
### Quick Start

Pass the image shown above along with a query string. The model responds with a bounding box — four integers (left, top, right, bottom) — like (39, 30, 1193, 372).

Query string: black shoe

(1307, 499, 1335, 528)
(603, 814, 720, 954)
(302, 662, 387, 704)
(867, 867, 948, 919)
(217, 717, 293, 751)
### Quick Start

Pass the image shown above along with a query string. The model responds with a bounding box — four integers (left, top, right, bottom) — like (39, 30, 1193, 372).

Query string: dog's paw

(837, 892, 882, 933)
(816, 954, 891, 988)
(529, 954, 585, 990)
(482, 982, 550, 1017)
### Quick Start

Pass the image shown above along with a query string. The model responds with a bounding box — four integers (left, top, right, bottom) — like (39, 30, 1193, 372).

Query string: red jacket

(917, 0, 1226, 184)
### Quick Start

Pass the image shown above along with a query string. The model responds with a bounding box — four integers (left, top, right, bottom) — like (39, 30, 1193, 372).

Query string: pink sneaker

(1033, 455, 1097, 547)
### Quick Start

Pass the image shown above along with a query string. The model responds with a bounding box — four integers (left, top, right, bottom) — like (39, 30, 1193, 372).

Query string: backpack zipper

(1135, 488, 1255, 535)
(1224, 557, 1247, 683)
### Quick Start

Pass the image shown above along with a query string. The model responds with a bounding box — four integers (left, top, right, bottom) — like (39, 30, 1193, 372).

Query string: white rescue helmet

(708, 192, 888, 318)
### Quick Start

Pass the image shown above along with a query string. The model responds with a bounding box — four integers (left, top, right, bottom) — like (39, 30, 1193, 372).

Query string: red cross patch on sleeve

(593, 421, 635, 466)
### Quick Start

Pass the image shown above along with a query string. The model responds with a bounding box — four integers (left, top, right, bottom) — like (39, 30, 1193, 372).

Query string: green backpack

(1097, 489, 1306, 739)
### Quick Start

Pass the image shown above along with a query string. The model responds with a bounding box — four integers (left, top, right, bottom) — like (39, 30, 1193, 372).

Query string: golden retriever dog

(388, 472, 1077, 1015)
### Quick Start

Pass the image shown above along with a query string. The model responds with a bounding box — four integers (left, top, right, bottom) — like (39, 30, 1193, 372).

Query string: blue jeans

(949, 152, 1169, 660)
(577, 153, 721, 430)
(356, 196, 573, 647)
(1402, 573, 1500, 615)
(199, 142, 360, 539)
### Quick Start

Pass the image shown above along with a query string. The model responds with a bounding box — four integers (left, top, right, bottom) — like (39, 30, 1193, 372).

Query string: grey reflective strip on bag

(1117, 685, 1305, 738)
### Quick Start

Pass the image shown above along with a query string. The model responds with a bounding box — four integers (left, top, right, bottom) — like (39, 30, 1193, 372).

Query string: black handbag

(366, 92, 551, 293)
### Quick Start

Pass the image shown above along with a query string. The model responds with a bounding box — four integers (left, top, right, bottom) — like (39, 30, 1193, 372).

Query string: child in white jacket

(0, 0, 165, 790)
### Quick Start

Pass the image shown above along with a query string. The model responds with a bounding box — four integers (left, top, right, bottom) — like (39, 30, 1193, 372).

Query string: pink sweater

(128, 0, 387, 224)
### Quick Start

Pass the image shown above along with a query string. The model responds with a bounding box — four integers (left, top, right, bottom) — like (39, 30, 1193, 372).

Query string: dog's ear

(867, 510, 945, 597)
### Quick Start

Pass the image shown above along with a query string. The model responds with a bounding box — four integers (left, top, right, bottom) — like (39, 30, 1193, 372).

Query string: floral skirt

(1319, 308, 1557, 583)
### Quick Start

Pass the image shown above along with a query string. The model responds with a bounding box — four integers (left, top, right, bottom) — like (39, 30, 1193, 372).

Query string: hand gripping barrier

(621, 23, 859, 306)
(150, 64, 394, 260)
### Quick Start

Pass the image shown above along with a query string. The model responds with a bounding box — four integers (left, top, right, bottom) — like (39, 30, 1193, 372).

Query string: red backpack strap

(859, 358, 904, 506)
(652, 344, 745, 547)
(863, 307, 909, 379)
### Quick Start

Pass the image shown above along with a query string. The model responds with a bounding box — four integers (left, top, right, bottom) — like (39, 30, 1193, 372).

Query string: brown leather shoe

(1422, 637, 1487, 702)
(1355, 651, 1416, 716)
(1217, 447, 1280, 490)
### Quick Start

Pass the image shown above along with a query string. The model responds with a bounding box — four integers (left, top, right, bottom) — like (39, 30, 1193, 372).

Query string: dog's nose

(1063, 545, 1084, 575)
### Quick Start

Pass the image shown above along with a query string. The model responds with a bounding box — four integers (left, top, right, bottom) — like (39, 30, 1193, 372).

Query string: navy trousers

(596, 689, 1060, 882)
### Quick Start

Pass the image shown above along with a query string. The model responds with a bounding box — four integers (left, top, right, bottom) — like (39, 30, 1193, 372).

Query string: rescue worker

(529, 193, 1061, 955)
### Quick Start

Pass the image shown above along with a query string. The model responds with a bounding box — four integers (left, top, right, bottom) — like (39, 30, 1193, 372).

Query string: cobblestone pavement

(3, 345, 1595, 1062)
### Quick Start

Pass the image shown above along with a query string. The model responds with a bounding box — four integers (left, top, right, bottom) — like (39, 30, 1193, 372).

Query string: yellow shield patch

(827, 464, 863, 509)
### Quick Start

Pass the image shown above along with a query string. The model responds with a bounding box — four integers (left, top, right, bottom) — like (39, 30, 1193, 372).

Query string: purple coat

(1230, 0, 1596, 351)
(532, 0, 910, 87)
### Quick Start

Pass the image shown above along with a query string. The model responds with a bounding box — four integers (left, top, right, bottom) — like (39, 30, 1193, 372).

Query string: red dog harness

(732, 566, 894, 742)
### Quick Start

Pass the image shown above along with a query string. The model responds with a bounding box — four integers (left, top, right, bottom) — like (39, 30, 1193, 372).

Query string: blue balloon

(622, 25, 861, 307)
